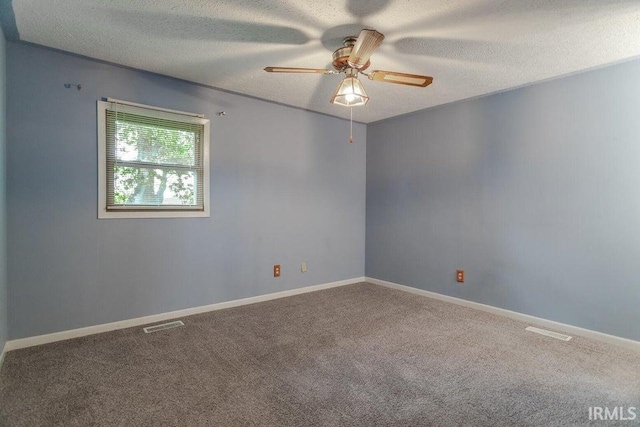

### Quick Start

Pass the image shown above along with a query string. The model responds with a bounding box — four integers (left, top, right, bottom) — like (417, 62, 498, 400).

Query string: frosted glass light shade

(331, 76, 369, 107)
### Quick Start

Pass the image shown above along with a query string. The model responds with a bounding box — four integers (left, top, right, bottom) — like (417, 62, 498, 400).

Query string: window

(98, 99, 210, 218)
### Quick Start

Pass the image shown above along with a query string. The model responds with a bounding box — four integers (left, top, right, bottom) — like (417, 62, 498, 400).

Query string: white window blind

(98, 100, 210, 219)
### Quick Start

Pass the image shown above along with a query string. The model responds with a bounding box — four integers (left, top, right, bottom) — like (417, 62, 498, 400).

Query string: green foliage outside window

(111, 115, 201, 206)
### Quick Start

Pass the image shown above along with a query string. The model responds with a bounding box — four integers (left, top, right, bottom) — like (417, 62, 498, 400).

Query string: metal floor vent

(525, 326, 572, 341)
(143, 320, 185, 334)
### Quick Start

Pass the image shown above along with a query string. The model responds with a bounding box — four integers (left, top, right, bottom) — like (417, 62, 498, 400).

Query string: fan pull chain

(349, 107, 353, 143)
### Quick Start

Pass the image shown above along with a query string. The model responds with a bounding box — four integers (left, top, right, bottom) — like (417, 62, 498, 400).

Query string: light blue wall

(367, 59, 640, 341)
(7, 43, 366, 339)
(0, 29, 7, 351)
(7, 42, 639, 343)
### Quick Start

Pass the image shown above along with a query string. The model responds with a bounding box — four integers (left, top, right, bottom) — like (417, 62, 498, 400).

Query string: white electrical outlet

(301, 262, 307, 273)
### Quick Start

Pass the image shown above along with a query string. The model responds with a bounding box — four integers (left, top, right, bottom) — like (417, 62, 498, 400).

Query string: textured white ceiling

(10, 0, 640, 123)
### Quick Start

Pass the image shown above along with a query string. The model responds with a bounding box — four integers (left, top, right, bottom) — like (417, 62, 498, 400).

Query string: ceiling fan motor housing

(332, 36, 370, 71)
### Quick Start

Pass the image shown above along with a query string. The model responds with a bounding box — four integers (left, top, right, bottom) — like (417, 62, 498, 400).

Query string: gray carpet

(1, 283, 638, 426)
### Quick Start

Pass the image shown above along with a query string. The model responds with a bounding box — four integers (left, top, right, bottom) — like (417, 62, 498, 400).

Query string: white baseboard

(7, 276, 637, 353)
(366, 277, 640, 352)
(5, 277, 365, 352)
(0, 343, 6, 370)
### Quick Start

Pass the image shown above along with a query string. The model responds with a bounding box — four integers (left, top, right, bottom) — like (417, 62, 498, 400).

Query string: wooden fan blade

(368, 70, 433, 87)
(347, 29, 385, 69)
(264, 67, 333, 74)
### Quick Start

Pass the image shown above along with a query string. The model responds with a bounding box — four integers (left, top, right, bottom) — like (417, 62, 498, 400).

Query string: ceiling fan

(264, 29, 433, 107)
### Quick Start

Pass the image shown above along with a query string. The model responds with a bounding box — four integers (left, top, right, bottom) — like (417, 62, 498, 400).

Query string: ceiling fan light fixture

(331, 75, 369, 107)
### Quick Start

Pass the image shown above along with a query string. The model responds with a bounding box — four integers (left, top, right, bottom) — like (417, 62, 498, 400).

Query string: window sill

(98, 209, 210, 219)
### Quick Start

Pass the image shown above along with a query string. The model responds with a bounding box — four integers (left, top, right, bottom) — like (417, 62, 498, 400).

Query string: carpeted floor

(0, 282, 638, 426)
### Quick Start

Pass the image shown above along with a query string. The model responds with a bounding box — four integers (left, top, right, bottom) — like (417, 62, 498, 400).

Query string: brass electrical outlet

(274, 264, 281, 277)
(456, 270, 464, 283)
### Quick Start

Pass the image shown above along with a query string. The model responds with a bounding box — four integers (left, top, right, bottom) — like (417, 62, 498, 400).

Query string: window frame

(97, 99, 210, 219)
